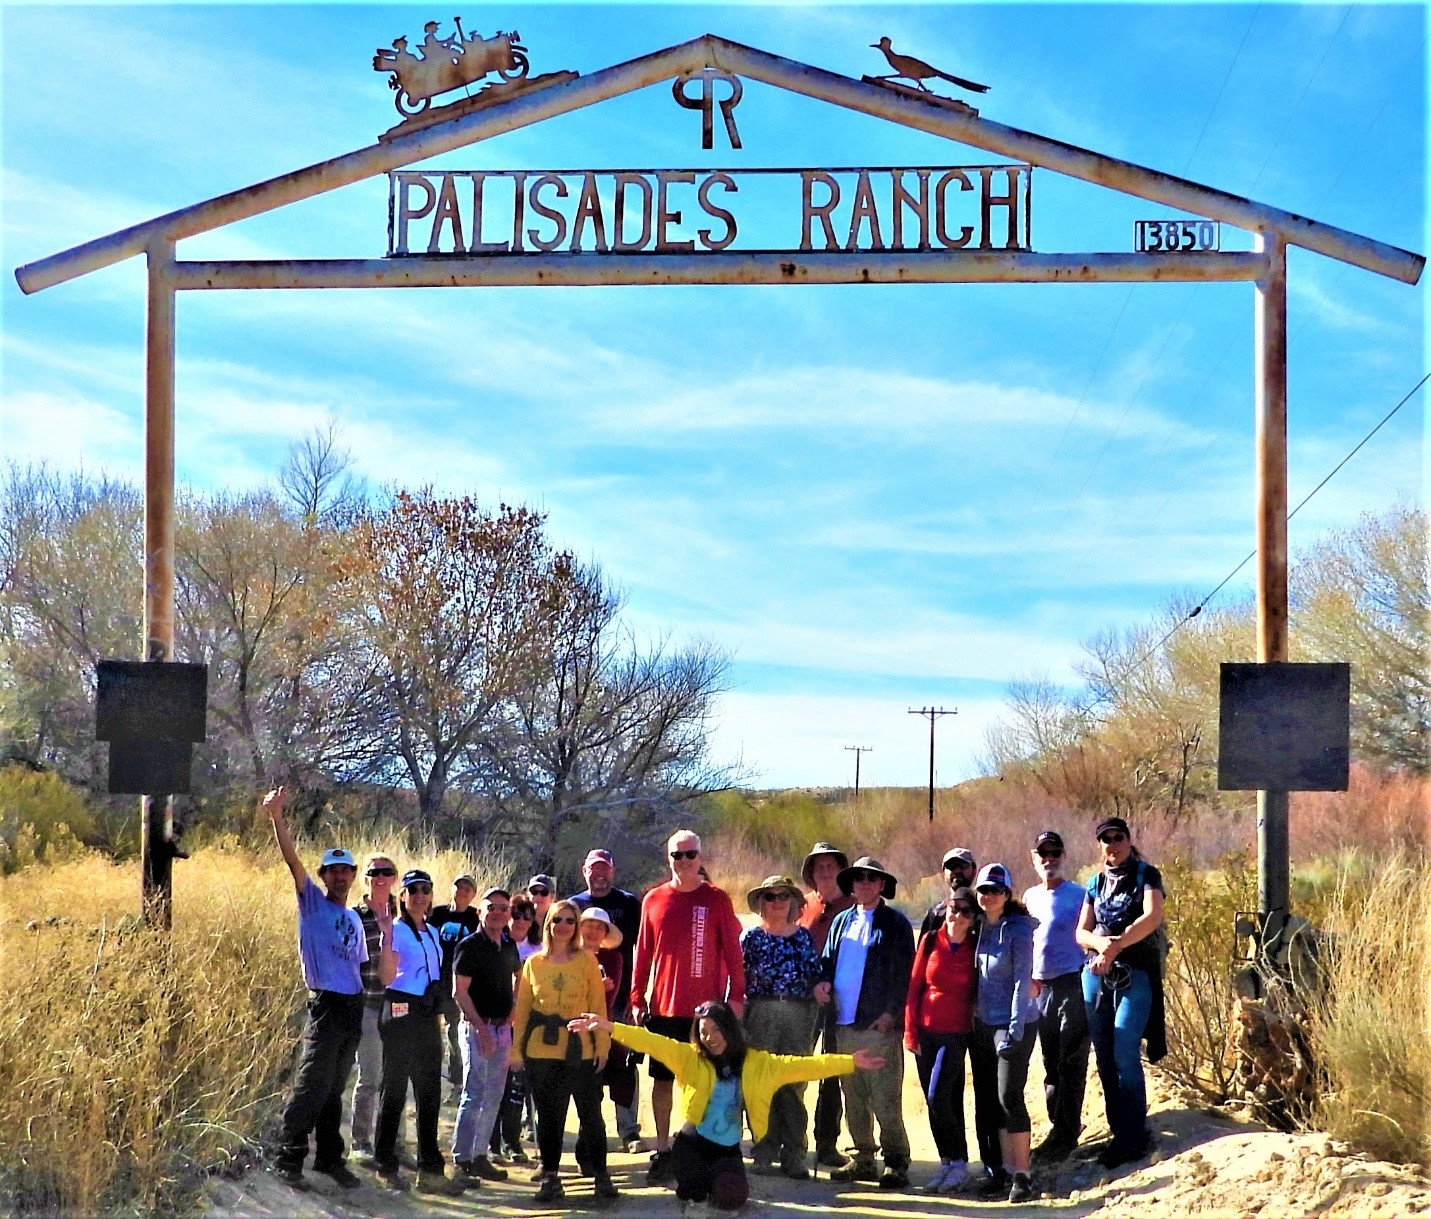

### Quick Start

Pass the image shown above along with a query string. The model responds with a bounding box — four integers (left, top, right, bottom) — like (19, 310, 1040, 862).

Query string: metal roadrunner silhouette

(870, 36, 989, 96)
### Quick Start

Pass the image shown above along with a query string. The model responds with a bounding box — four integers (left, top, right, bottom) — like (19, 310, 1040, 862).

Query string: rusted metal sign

(387, 164, 1033, 256)
(374, 18, 530, 116)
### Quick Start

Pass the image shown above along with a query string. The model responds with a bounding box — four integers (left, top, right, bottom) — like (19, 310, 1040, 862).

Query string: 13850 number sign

(1134, 219, 1220, 253)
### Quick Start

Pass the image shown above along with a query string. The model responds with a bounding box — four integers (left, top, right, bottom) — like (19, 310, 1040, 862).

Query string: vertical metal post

(142, 240, 177, 930)
(845, 745, 871, 800)
(908, 708, 954, 821)
(1254, 232, 1290, 939)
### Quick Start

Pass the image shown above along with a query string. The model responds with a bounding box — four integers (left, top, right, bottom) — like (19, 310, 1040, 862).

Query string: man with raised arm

(629, 829, 746, 1185)
(264, 786, 371, 1192)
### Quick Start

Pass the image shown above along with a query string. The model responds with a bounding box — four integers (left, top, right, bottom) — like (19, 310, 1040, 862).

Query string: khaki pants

(836, 1025, 909, 1169)
(744, 997, 819, 1166)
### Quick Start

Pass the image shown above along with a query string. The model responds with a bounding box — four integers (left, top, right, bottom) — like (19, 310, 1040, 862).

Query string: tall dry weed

(1307, 847, 1430, 1169)
(0, 836, 504, 1215)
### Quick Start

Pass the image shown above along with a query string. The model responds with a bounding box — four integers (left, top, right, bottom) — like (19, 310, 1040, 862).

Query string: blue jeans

(1082, 965, 1151, 1152)
(452, 1021, 511, 1162)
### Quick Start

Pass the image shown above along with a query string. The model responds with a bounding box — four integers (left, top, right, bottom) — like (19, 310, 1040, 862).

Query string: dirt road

(208, 1052, 1430, 1218)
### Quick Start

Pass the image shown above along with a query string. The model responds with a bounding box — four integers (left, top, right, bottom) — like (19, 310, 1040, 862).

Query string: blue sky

(2, 3, 1424, 789)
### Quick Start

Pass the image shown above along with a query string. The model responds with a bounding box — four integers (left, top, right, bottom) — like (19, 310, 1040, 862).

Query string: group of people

(266, 785, 1165, 1211)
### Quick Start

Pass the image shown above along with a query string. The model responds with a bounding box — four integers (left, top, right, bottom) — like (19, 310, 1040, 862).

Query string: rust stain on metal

(378, 71, 578, 142)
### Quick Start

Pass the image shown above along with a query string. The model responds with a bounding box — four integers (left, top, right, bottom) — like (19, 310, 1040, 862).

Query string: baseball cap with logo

(320, 847, 356, 870)
(975, 863, 1013, 893)
(583, 850, 614, 869)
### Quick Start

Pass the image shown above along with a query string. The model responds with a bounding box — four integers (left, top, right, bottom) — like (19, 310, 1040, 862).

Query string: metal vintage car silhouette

(374, 18, 530, 116)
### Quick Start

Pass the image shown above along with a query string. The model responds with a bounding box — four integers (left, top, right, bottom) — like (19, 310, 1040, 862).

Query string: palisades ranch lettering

(387, 165, 1032, 255)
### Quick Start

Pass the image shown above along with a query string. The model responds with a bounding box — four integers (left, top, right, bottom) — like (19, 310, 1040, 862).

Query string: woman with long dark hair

(569, 1001, 886, 1212)
(509, 898, 617, 1204)
(373, 869, 462, 1195)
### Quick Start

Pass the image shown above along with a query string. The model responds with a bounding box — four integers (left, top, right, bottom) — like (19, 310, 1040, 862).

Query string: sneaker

(920, 1162, 954, 1193)
(828, 1158, 878, 1183)
(528, 1166, 546, 1184)
(1008, 1172, 1034, 1203)
(313, 1161, 362, 1189)
(507, 1146, 532, 1164)
(270, 1164, 310, 1191)
(535, 1173, 565, 1204)
(374, 1166, 404, 1191)
(879, 1164, 909, 1190)
(647, 1149, 674, 1185)
(594, 1171, 620, 1199)
(682, 1202, 714, 1219)
(939, 1161, 971, 1195)
(976, 1168, 1011, 1197)
(624, 1137, 647, 1155)
(469, 1155, 508, 1181)
(453, 1160, 483, 1185)
(415, 1169, 465, 1196)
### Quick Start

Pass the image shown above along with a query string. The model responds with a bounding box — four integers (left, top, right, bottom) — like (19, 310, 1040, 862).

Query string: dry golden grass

(0, 836, 503, 1215)
(1307, 847, 1431, 1169)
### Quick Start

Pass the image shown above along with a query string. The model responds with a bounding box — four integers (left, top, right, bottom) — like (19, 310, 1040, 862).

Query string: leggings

(914, 1030, 971, 1163)
(671, 1130, 749, 1208)
(525, 1058, 607, 1175)
(972, 1019, 1036, 1135)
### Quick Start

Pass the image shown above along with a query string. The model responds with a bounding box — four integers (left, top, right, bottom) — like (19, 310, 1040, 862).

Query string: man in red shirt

(798, 842, 855, 1168)
(629, 829, 746, 1185)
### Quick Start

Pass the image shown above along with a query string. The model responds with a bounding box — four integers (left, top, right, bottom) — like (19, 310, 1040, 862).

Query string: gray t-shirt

(297, 876, 367, 994)
(1022, 880, 1088, 980)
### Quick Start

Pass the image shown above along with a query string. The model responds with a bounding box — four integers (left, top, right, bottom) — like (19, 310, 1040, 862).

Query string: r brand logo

(672, 70, 743, 150)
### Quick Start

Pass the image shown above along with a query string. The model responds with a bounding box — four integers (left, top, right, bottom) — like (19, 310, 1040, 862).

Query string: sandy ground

(207, 1041, 1431, 1218)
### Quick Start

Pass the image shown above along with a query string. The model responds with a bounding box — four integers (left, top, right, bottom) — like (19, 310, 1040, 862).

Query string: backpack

(1087, 859, 1169, 969)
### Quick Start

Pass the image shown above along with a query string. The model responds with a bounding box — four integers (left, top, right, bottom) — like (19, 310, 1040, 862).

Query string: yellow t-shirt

(510, 950, 610, 1064)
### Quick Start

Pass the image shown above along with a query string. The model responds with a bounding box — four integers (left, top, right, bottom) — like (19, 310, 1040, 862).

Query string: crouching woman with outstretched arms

(568, 1002, 886, 1211)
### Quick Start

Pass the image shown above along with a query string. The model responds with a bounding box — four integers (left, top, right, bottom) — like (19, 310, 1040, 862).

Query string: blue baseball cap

(975, 863, 1013, 893)
(401, 868, 433, 889)
(319, 847, 356, 870)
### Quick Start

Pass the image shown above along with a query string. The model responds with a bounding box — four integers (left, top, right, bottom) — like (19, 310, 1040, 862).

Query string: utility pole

(844, 745, 873, 799)
(908, 707, 955, 821)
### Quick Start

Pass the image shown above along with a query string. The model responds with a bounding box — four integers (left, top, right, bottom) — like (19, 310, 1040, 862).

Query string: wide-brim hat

(837, 856, 898, 899)
(746, 875, 805, 915)
(578, 906, 623, 950)
(800, 842, 850, 889)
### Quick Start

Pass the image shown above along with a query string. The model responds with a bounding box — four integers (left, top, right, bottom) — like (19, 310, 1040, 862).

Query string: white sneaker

(939, 1161, 971, 1194)
(921, 1163, 955, 1193)
(683, 1202, 715, 1219)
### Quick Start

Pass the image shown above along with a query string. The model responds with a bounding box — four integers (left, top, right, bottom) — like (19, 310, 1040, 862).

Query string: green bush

(0, 766, 95, 874)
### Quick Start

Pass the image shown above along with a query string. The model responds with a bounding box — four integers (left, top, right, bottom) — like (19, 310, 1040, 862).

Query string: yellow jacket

(612, 1023, 855, 1142)
(510, 951, 611, 1064)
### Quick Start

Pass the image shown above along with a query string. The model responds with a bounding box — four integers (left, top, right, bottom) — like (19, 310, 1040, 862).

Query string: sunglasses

(1099, 832, 1128, 845)
(976, 885, 1005, 896)
(761, 891, 791, 902)
(550, 915, 577, 925)
(529, 887, 551, 897)
(851, 871, 882, 883)
(487, 904, 511, 913)
(405, 883, 433, 895)
(669, 849, 700, 860)
(949, 905, 976, 918)
(1038, 848, 1065, 859)
(366, 867, 397, 877)
(944, 860, 973, 870)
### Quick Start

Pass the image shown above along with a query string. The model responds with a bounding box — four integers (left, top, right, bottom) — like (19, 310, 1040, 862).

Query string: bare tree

(278, 420, 368, 527)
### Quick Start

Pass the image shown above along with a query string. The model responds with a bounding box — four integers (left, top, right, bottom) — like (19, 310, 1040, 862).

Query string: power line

(1121, 370, 1430, 673)
(908, 707, 955, 822)
(844, 745, 873, 799)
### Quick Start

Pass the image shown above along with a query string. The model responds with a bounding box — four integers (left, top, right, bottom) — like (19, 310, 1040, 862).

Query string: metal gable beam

(15, 33, 1423, 294)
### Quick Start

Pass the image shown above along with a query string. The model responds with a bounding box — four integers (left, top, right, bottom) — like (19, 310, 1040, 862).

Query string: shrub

(0, 765, 95, 873)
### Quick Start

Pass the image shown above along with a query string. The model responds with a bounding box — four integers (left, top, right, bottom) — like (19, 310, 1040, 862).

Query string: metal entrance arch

(14, 34, 1424, 932)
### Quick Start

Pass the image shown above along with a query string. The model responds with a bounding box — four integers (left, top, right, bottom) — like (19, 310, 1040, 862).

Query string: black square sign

(1218, 662, 1350, 792)
(95, 661, 207, 742)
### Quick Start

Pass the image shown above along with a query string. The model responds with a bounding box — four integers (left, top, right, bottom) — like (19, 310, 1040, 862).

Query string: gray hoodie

(974, 911, 1040, 1042)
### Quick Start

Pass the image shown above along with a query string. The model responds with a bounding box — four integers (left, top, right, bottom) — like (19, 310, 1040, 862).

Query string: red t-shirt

(904, 927, 977, 1047)
(798, 890, 856, 956)
(629, 881, 746, 1017)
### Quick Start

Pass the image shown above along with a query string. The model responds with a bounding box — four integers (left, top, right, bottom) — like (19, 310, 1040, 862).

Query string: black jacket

(821, 900, 915, 1029)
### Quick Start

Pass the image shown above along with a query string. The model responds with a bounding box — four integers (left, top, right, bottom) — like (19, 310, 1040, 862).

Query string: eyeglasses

(550, 915, 577, 925)
(406, 883, 433, 895)
(528, 887, 550, 897)
(669, 849, 700, 860)
(1099, 832, 1128, 845)
(366, 867, 397, 877)
(1037, 849, 1065, 859)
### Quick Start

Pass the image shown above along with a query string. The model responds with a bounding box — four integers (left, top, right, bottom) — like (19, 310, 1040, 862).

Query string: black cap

(1034, 830, 1064, 851)
(1094, 817, 1131, 840)
(401, 868, 433, 889)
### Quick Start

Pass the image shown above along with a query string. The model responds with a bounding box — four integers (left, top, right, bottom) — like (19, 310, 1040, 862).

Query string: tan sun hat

(746, 874, 805, 915)
(577, 906, 623, 950)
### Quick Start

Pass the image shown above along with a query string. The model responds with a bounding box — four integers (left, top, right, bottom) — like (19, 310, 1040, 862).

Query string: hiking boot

(749, 1157, 781, 1176)
(879, 1164, 910, 1190)
(976, 1168, 1011, 1196)
(374, 1165, 404, 1191)
(828, 1158, 878, 1183)
(1031, 1133, 1074, 1164)
(647, 1149, 674, 1185)
(453, 1160, 484, 1185)
(415, 1169, 465, 1196)
(313, 1161, 362, 1189)
(815, 1147, 847, 1168)
(624, 1137, 647, 1155)
(270, 1164, 310, 1191)
(469, 1155, 508, 1181)
(534, 1173, 565, 1204)
(1097, 1141, 1147, 1170)
(781, 1159, 810, 1181)
(1008, 1172, 1035, 1203)
(594, 1171, 620, 1199)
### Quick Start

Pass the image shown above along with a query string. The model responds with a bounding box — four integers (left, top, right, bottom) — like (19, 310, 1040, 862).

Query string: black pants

(276, 990, 364, 1172)
(490, 1068, 527, 1154)
(972, 1020, 1036, 1137)
(672, 1130, 748, 1207)
(915, 1030, 972, 1162)
(1037, 972, 1090, 1146)
(526, 1058, 607, 1175)
(375, 1008, 444, 1172)
(812, 1017, 844, 1155)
